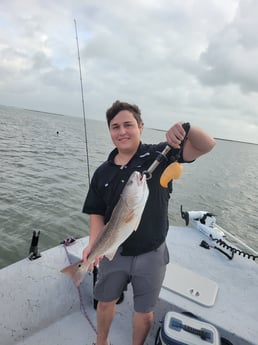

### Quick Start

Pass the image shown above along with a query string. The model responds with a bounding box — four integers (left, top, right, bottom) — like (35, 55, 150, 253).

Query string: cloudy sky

(1, 0, 258, 143)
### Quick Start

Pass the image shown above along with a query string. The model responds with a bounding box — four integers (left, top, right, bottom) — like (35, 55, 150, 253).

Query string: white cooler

(156, 311, 220, 345)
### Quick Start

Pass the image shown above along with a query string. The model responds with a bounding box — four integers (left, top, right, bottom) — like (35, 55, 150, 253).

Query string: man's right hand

(82, 245, 103, 271)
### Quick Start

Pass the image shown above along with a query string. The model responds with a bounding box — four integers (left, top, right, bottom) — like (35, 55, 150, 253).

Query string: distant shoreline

(213, 137, 258, 146)
(150, 127, 258, 146)
(22, 107, 65, 117)
(0, 103, 65, 117)
(1, 103, 257, 146)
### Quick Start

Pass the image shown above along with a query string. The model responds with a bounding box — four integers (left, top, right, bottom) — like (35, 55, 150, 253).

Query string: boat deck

(1, 225, 258, 345)
(162, 226, 258, 345)
(0, 237, 166, 345)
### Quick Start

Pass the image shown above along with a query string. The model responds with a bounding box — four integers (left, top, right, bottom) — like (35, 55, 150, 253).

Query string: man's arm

(166, 122, 216, 161)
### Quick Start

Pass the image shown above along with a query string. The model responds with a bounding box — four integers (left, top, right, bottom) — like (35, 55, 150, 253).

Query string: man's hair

(106, 100, 143, 127)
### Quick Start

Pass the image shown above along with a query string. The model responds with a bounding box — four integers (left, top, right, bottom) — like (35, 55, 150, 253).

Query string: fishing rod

(74, 19, 91, 186)
(74, 19, 101, 310)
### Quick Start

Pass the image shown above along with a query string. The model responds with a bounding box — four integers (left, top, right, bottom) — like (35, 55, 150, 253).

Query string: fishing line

(74, 19, 91, 186)
(62, 238, 97, 335)
(74, 18, 100, 315)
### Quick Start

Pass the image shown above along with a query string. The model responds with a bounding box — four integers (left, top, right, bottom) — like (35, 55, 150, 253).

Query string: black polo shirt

(83, 142, 187, 256)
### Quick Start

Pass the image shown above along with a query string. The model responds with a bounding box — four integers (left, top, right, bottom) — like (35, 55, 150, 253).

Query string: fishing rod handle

(143, 145, 171, 179)
(143, 122, 190, 179)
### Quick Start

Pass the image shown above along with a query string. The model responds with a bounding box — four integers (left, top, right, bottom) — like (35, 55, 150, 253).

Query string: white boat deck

(0, 225, 258, 345)
(162, 226, 258, 345)
(0, 237, 159, 345)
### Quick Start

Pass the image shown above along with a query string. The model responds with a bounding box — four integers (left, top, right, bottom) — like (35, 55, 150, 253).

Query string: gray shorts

(94, 242, 169, 313)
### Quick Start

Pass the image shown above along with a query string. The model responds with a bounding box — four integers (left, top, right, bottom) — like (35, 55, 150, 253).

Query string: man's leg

(132, 311, 154, 345)
(131, 243, 169, 345)
(96, 300, 117, 345)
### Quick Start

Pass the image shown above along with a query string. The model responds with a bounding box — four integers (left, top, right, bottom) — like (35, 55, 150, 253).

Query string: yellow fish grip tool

(142, 122, 190, 183)
(160, 161, 183, 187)
(160, 122, 190, 187)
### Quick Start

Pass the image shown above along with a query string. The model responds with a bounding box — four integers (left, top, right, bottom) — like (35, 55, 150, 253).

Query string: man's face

(109, 110, 143, 154)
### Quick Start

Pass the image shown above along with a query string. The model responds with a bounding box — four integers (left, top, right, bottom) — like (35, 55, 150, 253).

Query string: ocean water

(0, 105, 257, 268)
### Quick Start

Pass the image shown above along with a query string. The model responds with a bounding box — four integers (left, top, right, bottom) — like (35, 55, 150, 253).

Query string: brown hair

(106, 100, 143, 128)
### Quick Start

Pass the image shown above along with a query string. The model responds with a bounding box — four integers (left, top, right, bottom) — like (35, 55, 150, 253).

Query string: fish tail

(60, 260, 88, 287)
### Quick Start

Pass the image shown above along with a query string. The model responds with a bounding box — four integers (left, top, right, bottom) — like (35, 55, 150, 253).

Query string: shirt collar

(107, 142, 143, 163)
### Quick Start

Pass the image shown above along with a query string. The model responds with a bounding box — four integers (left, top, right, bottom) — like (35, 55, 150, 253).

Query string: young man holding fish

(82, 101, 216, 345)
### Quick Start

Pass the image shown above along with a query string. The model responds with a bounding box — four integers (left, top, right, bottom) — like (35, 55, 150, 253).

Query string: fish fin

(60, 260, 88, 287)
(133, 219, 141, 231)
(105, 250, 118, 261)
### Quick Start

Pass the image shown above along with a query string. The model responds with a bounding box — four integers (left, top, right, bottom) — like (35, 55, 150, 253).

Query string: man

(82, 100, 216, 345)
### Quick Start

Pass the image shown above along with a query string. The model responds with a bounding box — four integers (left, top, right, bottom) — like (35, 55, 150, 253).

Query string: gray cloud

(0, 0, 257, 143)
(196, 0, 258, 93)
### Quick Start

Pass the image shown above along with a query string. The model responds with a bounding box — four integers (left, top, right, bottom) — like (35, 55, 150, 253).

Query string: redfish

(61, 171, 149, 287)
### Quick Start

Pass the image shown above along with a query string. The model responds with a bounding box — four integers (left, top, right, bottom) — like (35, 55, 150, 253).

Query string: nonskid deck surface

(9, 277, 168, 345)
(162, 226, 258, 345)
(1, 226, 258, 345)
(0, 237, 166, 345)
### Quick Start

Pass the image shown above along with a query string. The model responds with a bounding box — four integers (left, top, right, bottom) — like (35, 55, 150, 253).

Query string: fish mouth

(138, 172, 146, 184)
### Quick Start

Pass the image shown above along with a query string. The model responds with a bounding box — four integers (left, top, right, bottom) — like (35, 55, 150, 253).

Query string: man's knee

(135, 311, 154, 325)
(97, 300, 118, 312)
